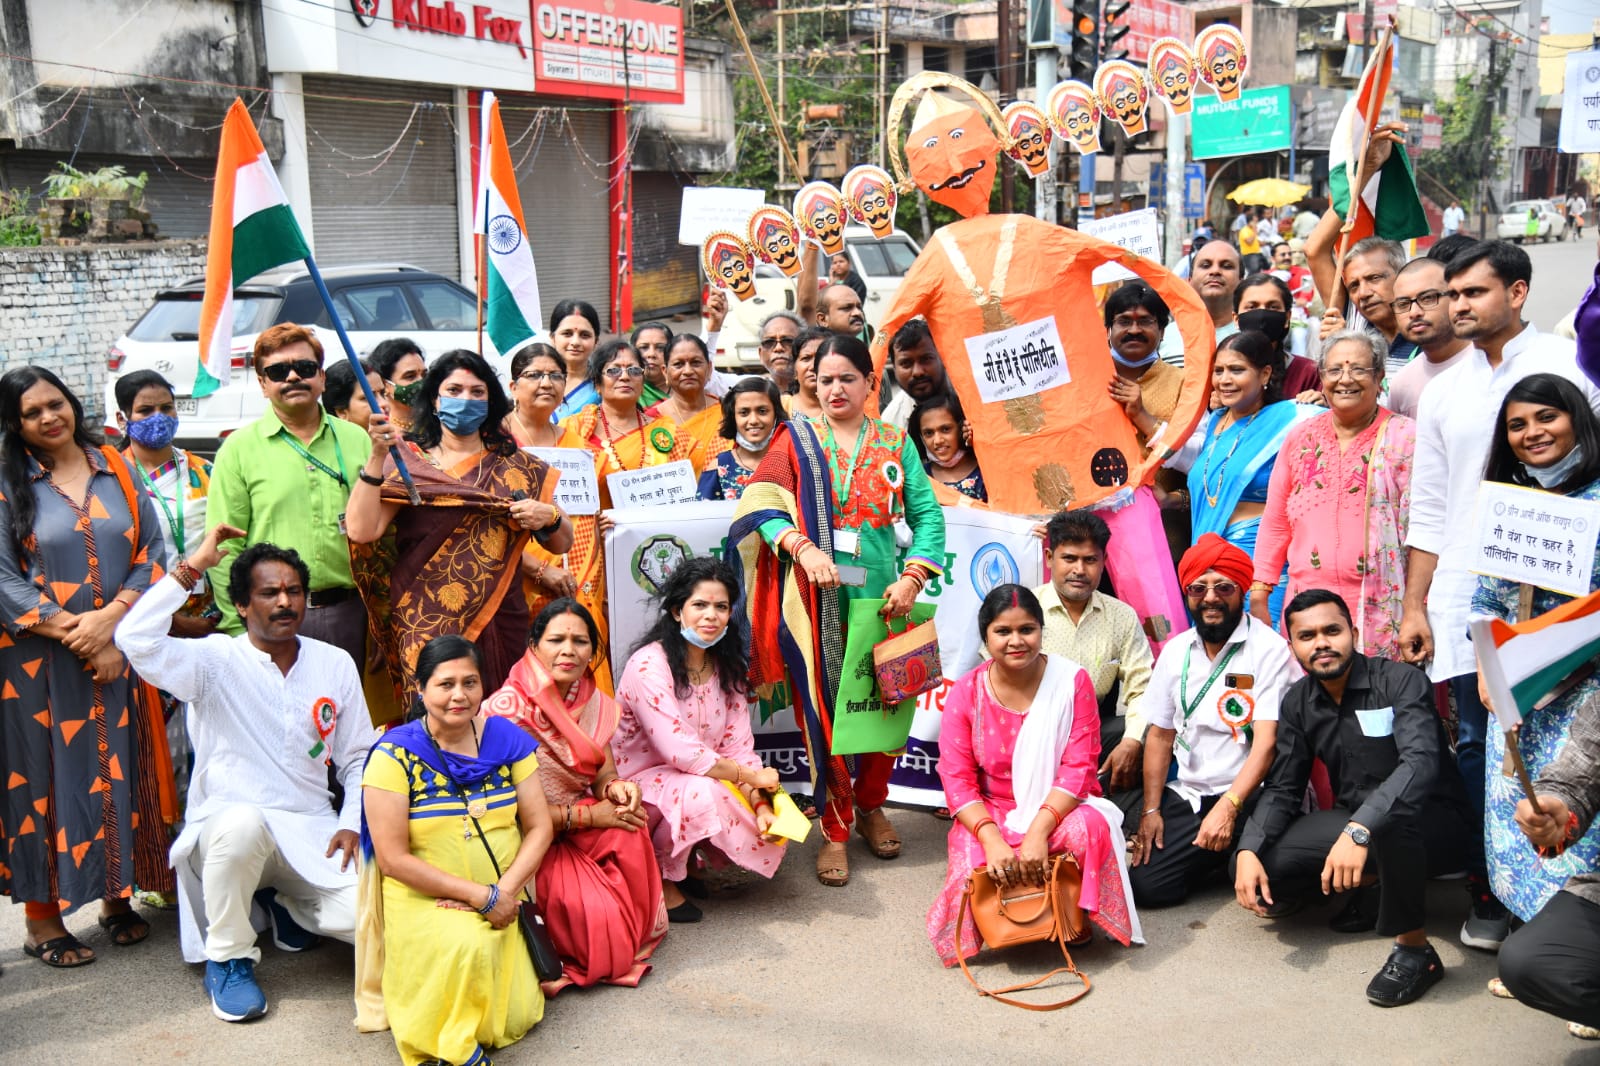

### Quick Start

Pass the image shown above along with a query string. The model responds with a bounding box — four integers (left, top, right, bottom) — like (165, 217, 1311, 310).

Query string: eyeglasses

(1391, 289, 1445, 314)
(602, 364, 646, 380)
(260, 358, 321, 383)
(1111, 314, 1161, 330)
(1319, 364, 1378, 381)
(759, 336, 796, 351)
(1185, 581, 1239, 599)
(518, 370, 563, 383)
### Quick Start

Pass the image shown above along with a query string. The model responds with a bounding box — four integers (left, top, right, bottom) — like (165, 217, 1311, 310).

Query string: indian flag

(1472, 590, 1600, 731)
(1327, 34, 1429, 245)
(195, 99, 310, 397)
(474, 91, 542, 356)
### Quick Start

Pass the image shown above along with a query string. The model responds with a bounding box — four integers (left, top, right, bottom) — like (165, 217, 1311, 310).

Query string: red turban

(1178, 533, 1253, 591)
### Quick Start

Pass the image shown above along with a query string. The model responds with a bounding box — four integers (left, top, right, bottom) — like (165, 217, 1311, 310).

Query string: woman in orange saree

(485, 598, 666, 994)
(642, 334, 726, 459)
(347, 351, 574, 714)
(558, 340, 705, 690)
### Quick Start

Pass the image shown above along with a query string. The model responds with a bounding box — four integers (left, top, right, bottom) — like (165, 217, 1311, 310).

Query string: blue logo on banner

(970, 542, 1020, 596)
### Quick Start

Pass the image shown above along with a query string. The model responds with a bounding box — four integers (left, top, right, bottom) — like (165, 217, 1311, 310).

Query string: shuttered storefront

(631, 171, 697, 318)
(498, 97, 614, 331)
(302, 77, 458, 278)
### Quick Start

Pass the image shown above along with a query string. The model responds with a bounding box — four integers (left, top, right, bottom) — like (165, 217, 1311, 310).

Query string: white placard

(603, 501, 1044, 807)
(1471, 481, 1600, 598)
(606, 459, 698, 508)
(523, 446, 599, 516)
(1079, 207, 1164, 285)
(1559, 49, 1600, 154)
(964, 314, 1071, 405)
(678, 186, 767, 247)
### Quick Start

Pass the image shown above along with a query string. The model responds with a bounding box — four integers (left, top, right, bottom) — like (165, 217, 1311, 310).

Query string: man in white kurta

(116, 530, 376, 1019)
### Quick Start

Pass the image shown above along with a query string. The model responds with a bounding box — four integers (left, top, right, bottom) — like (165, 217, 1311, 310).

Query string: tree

(1415, 52, 1511, 209)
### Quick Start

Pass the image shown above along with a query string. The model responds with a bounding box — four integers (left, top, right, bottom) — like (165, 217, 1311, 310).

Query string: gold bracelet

(1249, 581, 1275, 594)
(1224, 790, 1243, 810)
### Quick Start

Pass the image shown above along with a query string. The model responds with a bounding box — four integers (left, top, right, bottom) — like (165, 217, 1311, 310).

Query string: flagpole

(1330, 19, 1395, 313)
(476, 185, 488, 356)
(301, 255, 422, 505)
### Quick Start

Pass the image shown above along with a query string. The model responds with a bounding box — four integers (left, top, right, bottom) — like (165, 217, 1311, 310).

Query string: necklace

(513, 405, 558, 447)
(597, 405, 643, 472)
(1201, 408, 1263, 507)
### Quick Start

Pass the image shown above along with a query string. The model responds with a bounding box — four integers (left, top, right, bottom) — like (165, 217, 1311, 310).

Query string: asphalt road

(1522, 230, 1597, 335)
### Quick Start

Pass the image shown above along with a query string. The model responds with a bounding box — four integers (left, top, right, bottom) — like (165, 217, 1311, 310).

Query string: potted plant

(42, 163, 151, 240)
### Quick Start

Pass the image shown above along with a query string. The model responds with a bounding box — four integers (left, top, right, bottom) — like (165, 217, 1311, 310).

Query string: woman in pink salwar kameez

(1250, 330, 1414, 659)
(927, 585, 1143, 966)
(614, 558, 786, 923)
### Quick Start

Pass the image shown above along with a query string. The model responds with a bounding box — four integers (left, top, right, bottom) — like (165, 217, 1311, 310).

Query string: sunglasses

(1184, 581, 1239, 599)
(759, 336, 796, 351)
(260, 358, 321, 383)
(603, 364, 646, 380)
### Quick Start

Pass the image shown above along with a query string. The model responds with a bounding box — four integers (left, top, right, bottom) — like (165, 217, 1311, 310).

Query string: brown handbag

(954, 853, 1092, 1010)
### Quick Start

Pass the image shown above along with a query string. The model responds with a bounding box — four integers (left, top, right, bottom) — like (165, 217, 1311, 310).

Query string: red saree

(485, 651, 666, 994)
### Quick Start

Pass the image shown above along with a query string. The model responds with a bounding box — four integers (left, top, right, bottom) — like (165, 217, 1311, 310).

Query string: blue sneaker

(204, 958, 268, 1022)
(254, 888, 321, 952)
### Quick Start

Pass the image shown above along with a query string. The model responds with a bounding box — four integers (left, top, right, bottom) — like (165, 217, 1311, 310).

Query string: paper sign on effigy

(963, 315, 1071, 405)
(523, 446, 599, 515)
(606, 459, 698, 509)
(1471, 481, 1600, 598)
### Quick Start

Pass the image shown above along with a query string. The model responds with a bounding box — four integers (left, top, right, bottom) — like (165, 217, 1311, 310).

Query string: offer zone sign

(531, 0, 685, 103)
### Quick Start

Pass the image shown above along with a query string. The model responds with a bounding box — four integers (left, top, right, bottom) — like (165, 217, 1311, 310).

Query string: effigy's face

(907, 106, 1000, 218)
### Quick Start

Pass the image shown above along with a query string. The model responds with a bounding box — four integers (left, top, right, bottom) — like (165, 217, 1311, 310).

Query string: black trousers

(1247, 802, 1473, 936)
(1499, 890, 1600, 1028)
(1123, 787, 1249, 909)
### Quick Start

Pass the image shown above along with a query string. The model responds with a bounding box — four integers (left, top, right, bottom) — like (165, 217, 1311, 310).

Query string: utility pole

(877, 0, 890, 169)
(998, 0, 1015, 213)
(1034, 46, 1058, 224)
(777, 0, 787, 188)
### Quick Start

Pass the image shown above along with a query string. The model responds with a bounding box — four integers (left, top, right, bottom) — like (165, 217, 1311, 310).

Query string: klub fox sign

(352, 0, 528, 57)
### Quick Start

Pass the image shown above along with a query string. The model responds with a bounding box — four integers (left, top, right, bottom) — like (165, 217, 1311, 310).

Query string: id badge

(837, 564, 868, 587)
(337, 511, 348, 536)
(833, 529, 860, 556)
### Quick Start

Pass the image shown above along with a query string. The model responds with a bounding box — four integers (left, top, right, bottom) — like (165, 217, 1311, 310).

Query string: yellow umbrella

(1227, 178, 1312, 209)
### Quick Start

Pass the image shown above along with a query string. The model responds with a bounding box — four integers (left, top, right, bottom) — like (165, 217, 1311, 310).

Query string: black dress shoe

(667, 900, 704, 924)
(680, 876, 710, 900)
(1366, 943, 1444, 1007)
(1329, 885, 1379, 933)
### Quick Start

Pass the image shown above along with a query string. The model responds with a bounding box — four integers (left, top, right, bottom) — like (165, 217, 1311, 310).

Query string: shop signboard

(1191, 85, 1292, 161)
(530, 0, 686, 104)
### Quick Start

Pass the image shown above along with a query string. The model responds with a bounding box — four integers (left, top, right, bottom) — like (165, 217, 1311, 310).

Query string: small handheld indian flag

(474, 91, 542, 356)
(1326, 31, 1429, 246)
(195, 99, 311, 397)
(1471, 588, 1600, 733)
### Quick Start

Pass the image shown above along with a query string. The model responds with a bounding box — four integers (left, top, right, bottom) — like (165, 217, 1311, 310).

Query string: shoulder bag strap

(425, 730, 534, 908)
(954, 874, 1093, 1011)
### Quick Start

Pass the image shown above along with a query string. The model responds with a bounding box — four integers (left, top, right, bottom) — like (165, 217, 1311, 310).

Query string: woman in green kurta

(731, 335, 945, 887)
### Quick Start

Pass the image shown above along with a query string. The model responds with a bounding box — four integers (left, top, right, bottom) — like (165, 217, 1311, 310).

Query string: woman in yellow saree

(643, 334, 726, 458)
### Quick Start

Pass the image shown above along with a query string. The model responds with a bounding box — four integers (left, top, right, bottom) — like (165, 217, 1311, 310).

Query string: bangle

(1249, 581, 1275, 593)
(1224, 790, 1243, 811)
(1538, 810, 1582, 858)
(173, 560, 201, 592)
(970, 817, 996, 838)
(1142, 806, 1161, 816)
(477, 883, 500, 914)
(1043, 805, 1064, 830)
(542, 503, 564, 531)
(358, 470, 384, 487)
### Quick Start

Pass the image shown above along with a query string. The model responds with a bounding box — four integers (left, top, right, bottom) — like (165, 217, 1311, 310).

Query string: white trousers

(195, 803, 356, 963)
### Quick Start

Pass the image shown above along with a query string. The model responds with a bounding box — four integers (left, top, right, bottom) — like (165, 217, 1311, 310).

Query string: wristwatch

(1342, 823, 1371, 846)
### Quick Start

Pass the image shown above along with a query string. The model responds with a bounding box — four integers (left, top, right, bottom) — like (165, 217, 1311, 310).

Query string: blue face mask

(126, 411, 179, 449)
(437, 395, 489, 435)
(680, 624, 726, 650)
(1527, 443, 1586, 490)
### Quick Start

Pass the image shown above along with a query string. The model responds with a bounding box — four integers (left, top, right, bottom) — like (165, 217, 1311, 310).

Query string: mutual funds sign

(604, 501, 1044, 806)
(532, 0, 685, 103)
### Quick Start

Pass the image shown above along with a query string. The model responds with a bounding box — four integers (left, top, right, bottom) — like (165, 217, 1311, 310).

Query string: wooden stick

(1506, 727, 1547, 816)
(722, 0, 803, 181)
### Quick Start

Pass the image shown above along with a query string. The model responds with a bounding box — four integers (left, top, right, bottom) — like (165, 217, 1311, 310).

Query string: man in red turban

(1115, 531, 1300, 909)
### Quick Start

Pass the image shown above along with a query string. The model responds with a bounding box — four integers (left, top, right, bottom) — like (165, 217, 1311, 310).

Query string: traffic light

(1069, 0, 1099, 81)
(1102, 0, 1131, 61)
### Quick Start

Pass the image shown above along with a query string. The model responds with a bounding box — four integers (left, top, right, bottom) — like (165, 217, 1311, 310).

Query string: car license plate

(176, 398, 198, 415)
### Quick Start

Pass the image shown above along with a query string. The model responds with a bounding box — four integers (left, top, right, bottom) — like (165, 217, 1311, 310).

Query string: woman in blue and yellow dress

(732, 334, 946, 888)
(358, 635, 555, 1066)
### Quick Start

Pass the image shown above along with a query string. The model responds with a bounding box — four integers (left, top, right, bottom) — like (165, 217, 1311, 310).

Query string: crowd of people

(1, 206, 1599, 1061)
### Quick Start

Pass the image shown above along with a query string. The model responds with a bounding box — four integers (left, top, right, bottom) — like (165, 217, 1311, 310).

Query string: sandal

(816, 840, 849, 887)
(23, 934, 97, 968)
(855, 807, 902, 859)
(790, 793, 818, 820)
(98, 908, 151, 946)
(1486, 977, 1516, 1000)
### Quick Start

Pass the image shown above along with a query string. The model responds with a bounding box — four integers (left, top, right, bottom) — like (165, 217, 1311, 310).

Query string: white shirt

(1442, 205, 1466, 234)
(116, 575, 378, 961)
(1143, 614, 1299, 810)
(1385, 345, 1472, 419)
(1406, 325, 1600, 680)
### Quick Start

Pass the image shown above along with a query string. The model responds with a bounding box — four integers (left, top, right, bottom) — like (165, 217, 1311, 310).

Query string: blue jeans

(1449, 673, 1489, 878)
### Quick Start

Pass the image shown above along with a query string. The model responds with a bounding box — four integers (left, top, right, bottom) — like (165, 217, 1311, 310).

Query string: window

(333, 284, 417, 332)
(412, 281, 475, 331)
(130, 294, 280, 342)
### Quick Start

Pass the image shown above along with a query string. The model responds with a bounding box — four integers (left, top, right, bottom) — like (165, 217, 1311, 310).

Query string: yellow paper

(721, 781, 812, 844)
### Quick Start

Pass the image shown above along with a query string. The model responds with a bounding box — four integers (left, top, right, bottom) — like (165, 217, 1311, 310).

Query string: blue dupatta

(555, 381, 599, 422)
(1187, 400, 1302, 540)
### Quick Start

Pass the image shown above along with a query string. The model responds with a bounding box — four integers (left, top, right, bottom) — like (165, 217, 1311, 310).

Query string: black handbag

(427, 731, 564, 983)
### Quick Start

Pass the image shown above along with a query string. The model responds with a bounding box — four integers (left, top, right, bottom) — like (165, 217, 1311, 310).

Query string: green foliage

(0, 187, 42, 246)
(1415, 56, 1511, 207)
(42, 163, 149, 204)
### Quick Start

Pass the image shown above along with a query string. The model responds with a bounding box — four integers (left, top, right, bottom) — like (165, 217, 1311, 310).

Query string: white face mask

(735, 428, 771, 452)
(679, 624, 726, 650)
(1526, 443, 1586, 490)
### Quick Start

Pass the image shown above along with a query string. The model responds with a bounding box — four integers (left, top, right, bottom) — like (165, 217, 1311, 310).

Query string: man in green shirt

(205, 323, 373, 668)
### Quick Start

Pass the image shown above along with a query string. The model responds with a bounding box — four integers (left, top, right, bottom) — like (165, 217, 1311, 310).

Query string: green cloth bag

(831, 598, 936, 756)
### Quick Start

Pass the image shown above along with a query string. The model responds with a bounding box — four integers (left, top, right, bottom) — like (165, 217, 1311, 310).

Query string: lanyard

(278, 424, 349, 488)
(1178, 636, 1244, 730)
(132, 456, 186, 555)
(824, 420, 873, 520)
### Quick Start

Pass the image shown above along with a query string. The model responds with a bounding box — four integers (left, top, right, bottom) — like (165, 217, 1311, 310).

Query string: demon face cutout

(1195, 24, 1248, 102)
(702, 231, 757, 301)
(842, 164, 899, 238)
(1147, 38, 1199, 115)
(1095, 61, 1150, 137)
(1002, 101, 1053, 177)
(748, 206, 804, 278)
(793, 182, 848, 255)
(1046, 80, 1103, 155)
